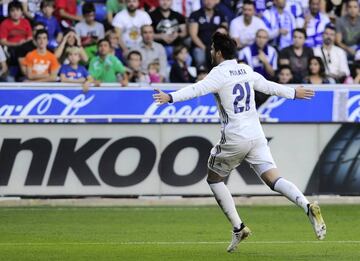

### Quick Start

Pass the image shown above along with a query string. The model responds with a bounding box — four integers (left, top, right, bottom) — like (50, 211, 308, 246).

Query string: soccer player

(153, 32, 326, 253)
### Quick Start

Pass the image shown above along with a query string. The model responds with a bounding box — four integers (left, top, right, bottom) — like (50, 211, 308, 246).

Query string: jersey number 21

(232, 82, 251, 113)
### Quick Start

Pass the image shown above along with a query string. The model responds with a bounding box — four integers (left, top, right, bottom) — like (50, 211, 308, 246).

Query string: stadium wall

(0, 123, 358, 197)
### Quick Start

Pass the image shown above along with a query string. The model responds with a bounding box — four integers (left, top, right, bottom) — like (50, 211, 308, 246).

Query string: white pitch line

(0, 241, 359, 246)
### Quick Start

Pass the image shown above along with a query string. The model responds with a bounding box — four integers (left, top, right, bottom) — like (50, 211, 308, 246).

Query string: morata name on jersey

(229, 69, 247, 76)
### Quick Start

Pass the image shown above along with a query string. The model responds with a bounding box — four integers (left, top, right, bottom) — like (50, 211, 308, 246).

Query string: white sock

(274, 178, 309, 213)
(209, 182, 242, 229)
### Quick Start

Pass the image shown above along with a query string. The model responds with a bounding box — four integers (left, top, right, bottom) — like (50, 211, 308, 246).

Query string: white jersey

(170, 59, 295, 143)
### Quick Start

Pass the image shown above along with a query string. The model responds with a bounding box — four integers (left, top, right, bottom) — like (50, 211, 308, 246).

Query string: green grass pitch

(0, 204, 359, 261)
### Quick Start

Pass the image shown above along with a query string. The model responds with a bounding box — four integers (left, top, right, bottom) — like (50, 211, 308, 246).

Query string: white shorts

(207, 137, 276, 177)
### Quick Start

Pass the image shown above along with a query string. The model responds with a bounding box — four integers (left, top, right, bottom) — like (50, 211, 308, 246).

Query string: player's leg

(247, 138, 326, 239)
(260, 168, 326, 239)
(207, 169, 251, 252)
(207, 146, 251, 252)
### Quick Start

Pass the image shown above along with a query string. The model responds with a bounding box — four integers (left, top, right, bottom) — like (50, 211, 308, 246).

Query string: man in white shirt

(313, 24, 350, 82)
(229, 0, 267, 49)
(153, 32, 326, 253)
(112, 0, 152, 53)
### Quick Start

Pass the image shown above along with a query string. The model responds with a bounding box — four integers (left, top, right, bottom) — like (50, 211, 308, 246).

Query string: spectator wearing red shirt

(55, 0, 82, 27)
(0, 1, 32, 79)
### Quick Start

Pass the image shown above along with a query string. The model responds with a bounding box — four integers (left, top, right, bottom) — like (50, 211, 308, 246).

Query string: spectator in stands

(335, 0, 360, 59)
(352, 61, 360, 84)
(303, 56, 335, 84)
(304, 0, 330, 48)
(55, 0, 82, 27)
(22, 30, 60, 82)
(0, 45, 7, 81)
(59, 47, 94, 92)
(216, 24, 229, 35)
(140, 0, 159, 12)
(254, 0, 273, 17)
(34, 0, 63, 50)
(276, 65, 294, 84)
(26, 0, 42, 19)
(106, 0, 125, 25)
(89, 38, 128, 85)
(196, 65, 208, 81)
(169, 44, 195, 83)
(313, 24, 350, 83)
(171, 0, 201, 18)
(0, 1, 31, 22)
(0, 1, 32, 80)
(189, 0, 227, 67)
(150, 0, 187, 63)
(239, 29, 277, 79)
(18, 22, 46, 78)
(278, 28, 314, 83)
(112, 0, 152, 54)
(106, 29, 126, 64)
(126, 50, 150, 83)
(75, 3, 105, 61)
(132, 24, 167, 81)
(55, 29, 89, 64)
(262, 0, 297, 50)
(148, 60, 163, 83)
(230, 1, 267, 49)
(285, 0, 307, 27)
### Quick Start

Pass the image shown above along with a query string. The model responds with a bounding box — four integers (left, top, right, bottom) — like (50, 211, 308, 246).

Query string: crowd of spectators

(0, 0, 360, 91)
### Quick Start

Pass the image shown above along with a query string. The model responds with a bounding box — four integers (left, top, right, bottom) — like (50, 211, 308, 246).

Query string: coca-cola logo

(142, 102, 219, 123)
(0, 93, 94, 123)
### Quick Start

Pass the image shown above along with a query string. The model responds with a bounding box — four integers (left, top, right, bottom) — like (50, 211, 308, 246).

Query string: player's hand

(295, 86, 315, 99)
(153, 88, 171, 105)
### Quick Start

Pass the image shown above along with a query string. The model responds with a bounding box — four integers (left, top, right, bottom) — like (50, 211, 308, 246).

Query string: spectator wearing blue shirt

(239, 29, 277, 79)
(262, 0, 297, 50)
(34, 0, 63, 50)
(59, 46, 94, 92)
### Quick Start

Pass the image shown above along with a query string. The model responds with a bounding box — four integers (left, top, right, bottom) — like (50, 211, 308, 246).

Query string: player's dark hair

(8, 1, 23, 13)
(97, 38, 111, 47)
(127, 50, 142, 61)
(212, 32, 237, 60)
(35, 29, 48, 40)
(293, 28, 307, 39)
(82, 2, 95, 15)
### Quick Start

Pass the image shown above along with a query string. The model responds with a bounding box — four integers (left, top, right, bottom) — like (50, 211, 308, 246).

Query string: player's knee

(207, 169, 225, 184)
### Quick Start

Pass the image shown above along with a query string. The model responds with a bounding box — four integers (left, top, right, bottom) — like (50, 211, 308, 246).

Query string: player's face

(36, 34, 48, 49)
(159, 0, 172, 10)
(210, 44, 220, 66)
(293, 31, 305, 48)
(347, 1, 359, 17)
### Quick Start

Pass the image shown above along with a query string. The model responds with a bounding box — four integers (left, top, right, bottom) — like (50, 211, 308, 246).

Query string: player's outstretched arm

(153, 88, 171, 105)
(294, 86, 315, 99)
